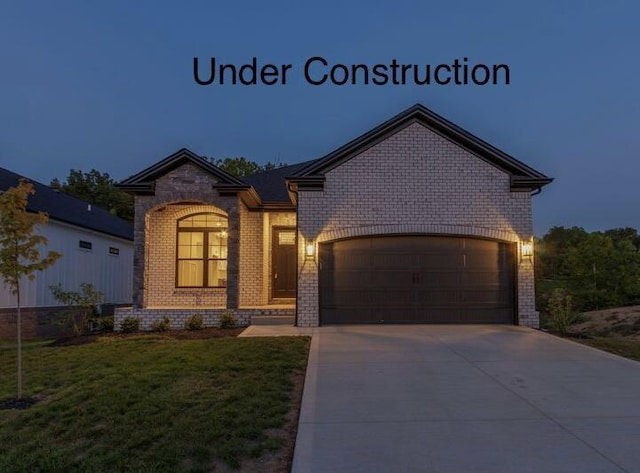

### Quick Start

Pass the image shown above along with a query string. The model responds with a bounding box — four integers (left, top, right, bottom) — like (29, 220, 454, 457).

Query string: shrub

(50, 283, 104, 336)
(97, 316, 114, 332)
(120, 317, 140, 333)
(151, 316, 171, 332)
(545, 288, 583, 335)
(219, 310, 237, 329)
(185, 313, 203, 331)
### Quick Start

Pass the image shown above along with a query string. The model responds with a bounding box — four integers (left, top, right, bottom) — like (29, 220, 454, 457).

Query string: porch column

(132, 200, 151, 308)
(226, 203, 240, 309)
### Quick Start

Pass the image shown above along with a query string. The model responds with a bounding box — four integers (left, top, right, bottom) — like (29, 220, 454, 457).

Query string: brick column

(226, 200, 240, 309)
(133, 199, 152, 308)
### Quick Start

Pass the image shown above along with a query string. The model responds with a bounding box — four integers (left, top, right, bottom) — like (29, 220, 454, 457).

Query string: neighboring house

(116, 104, 552, 330)
(0, 168, 134, 337)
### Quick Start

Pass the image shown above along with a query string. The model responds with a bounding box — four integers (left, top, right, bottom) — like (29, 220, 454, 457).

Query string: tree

(0, 180, 61, 399)
(207, 157, 285, 177)
(51, 169, 134, 222)
(535, 226, 640, 313)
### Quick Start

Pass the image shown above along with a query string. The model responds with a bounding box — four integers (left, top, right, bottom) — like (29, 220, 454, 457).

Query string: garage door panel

(371, 252, 416, 269)
(319, 236, 515, 325)
(461, 271, 503, 285)
(414, 253, 465, 269)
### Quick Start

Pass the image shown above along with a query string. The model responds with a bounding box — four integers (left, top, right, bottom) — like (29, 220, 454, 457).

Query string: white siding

(0, 220, 133, 308)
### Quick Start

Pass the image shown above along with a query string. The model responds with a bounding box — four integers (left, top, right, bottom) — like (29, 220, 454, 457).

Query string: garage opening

(319, 235, 515, 324)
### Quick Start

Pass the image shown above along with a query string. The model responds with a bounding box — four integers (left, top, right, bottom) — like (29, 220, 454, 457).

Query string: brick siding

(296, 121, 538, 327)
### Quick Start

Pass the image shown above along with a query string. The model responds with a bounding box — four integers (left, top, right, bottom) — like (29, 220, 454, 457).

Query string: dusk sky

(1, 1, 638, 235)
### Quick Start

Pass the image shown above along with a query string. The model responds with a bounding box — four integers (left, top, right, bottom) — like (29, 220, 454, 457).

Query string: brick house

(115, 104, 551, 329)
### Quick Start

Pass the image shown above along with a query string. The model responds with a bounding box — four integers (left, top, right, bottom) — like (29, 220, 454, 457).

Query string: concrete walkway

(292, 325, 640, 473)
(238, 325, 316, 337)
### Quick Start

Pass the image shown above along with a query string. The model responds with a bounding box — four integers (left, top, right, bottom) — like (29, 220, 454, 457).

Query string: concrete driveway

(292, 325, 640, 473)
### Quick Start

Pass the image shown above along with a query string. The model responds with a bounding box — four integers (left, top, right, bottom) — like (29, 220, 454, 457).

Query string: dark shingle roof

(0, 167, 134, 241)
(241, 160, 318, 202)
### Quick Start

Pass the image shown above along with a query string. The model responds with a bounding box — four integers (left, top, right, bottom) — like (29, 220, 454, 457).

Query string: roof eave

(291, 104, 551, 182)
(510, 176, 554, 191)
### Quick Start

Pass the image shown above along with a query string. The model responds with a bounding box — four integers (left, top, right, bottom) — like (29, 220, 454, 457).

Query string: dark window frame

(175, 212, 228, 288)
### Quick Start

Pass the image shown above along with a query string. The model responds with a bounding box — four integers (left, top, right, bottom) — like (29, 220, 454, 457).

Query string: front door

(272, 227, 297, 299)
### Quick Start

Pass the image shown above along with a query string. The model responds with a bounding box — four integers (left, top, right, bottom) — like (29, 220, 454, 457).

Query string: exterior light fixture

(520, 239, 533, 263)
(305, 239, 316, 260)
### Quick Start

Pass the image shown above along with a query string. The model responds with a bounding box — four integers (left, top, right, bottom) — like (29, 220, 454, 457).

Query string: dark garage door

(319, 236, 515, 324)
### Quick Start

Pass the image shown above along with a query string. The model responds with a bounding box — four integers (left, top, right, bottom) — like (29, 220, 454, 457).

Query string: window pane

(208, 231, 228, 258)
(178, 260, 203, 286)
(178, 232, 203, 258)
(208, 260, 227, 287)
(278, 231, 296, 245)
(179, 213, 227, 228)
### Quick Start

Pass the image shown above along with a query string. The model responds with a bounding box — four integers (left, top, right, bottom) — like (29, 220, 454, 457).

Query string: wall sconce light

(520, 239, 533, 263)
(305, 239, 316, 260)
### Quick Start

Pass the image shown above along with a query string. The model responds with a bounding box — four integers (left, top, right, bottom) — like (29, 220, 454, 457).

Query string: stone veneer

(296, 121, 538, 328)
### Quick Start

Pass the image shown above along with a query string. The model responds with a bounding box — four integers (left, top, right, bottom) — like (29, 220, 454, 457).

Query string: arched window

(176, 213, 228, 287)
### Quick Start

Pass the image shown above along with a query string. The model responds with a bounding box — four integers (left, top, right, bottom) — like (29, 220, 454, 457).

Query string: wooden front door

(272, 227, 297, 299)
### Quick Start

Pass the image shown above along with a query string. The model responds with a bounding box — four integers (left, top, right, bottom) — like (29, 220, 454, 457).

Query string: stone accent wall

(297, 121, 537, 327)
(133, 163, 240, 309)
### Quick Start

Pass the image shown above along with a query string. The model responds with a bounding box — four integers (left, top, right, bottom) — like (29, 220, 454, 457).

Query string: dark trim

(118, 148, 246, 194)
(116, 183, 155, 194)
(271, 226, 297, 300)
(291, 104, 552, 190)
(286, 175, 327, 197)
(510, 175, 554, 190)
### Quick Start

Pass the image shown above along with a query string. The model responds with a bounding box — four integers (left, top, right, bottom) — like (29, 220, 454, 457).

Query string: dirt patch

(568, 305, 640, 340)
(49, 327, 247, 346)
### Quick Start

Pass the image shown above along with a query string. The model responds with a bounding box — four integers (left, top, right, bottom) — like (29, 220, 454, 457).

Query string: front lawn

(576, 336, 640, 361)
(0, 334, 309, 472)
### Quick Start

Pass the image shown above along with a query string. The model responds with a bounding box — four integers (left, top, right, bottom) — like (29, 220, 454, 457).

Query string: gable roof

(289, 104, 553, 191)
(0, 167, 133, 241)
(118, 148, 249, 194)
(240, 159, 317, 203)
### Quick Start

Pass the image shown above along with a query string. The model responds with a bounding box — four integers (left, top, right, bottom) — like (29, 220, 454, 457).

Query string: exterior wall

(237, 209, 297, 307)
(114, 307, 251, 331)
(0, 220, 133, 309)
(265, 212, 297, 303)
(145, 203, 227, 308)
(133, 163, 240, 309)
(296, 121, 537, 327)
(113, 306, 294, 331)
(238, 204, 263, 306)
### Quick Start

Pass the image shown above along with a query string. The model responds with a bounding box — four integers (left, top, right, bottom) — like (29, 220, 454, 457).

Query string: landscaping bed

(564, 305, 640, 361)
(0, 332, 310, 472)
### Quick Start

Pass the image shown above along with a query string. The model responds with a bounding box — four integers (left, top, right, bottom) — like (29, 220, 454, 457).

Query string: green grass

(577, 337, 640, 361)
(0, 334, 309, 472)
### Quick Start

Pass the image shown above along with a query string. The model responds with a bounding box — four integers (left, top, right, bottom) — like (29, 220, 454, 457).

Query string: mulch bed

(48, 327, 246, 347)
(0, 396, 39, 410)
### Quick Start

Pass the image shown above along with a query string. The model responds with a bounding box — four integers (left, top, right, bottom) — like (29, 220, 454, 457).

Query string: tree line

(50, 158, 284, 223)
(535, 226, 640, 313)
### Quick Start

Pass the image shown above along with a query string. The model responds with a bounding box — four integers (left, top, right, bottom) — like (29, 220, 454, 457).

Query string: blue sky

(1, 1, 638, 235)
